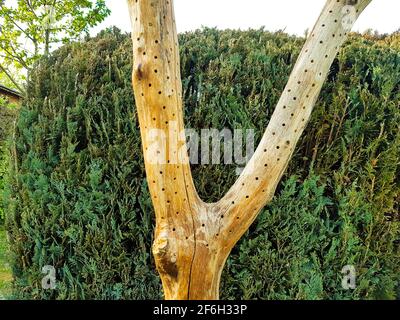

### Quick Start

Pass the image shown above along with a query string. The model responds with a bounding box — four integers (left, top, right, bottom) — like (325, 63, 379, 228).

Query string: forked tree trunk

(126, 0, 372, 299)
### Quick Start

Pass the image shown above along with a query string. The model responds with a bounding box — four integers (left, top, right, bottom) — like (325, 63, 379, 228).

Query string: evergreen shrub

(5, 28, 400, 299)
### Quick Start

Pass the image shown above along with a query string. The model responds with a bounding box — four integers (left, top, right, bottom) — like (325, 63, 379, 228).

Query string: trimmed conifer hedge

(0, 99, 17, 223)
(4, 27, 400, 299)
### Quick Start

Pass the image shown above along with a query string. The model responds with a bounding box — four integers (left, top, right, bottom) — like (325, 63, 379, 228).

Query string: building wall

(0, 91, 21, 105)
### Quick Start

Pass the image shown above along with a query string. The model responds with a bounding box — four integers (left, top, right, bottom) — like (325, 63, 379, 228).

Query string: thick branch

(128, 0, 373, 300)
(215, 0, 372, 250)
(127, 0, 202, 299)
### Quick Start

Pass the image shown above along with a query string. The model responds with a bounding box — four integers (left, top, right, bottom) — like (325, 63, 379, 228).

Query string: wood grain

(127, 0, 372, 300)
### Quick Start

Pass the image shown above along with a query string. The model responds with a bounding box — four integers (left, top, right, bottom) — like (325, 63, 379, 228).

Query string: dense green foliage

(4, 28, 400, 299)
(0, 99, 14, 295)
(0, 98, 16, 223)
(0, 226, 12, 298)
(0, 147, 7, 223)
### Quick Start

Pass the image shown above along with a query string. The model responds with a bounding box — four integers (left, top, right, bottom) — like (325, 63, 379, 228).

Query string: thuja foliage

(5, 28, 400, 299)
(0, 98, 16, 223)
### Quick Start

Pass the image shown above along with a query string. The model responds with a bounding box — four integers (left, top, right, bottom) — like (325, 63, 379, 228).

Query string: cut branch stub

(127, 0, 372, 300)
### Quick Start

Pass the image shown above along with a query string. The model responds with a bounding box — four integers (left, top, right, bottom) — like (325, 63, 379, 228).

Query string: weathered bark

(127, 0, 372, 299)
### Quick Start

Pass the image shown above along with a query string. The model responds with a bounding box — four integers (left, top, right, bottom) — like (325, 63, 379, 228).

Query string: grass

(0, 225, 12, 299)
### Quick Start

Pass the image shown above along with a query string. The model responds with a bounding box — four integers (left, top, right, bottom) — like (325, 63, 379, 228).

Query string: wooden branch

(127, 0, 372, 300)
(217, 0, 372, 250)
(127, 0, 201, 299)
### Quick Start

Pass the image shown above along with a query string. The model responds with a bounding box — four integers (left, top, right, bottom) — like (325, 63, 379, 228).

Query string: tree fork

(127, 0, 372, 299)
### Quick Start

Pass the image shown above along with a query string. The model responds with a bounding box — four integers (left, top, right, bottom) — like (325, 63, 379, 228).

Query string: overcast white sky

(91, 0, 399, 37)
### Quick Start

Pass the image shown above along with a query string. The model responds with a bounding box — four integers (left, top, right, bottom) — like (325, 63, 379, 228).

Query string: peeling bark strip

(127, 0, 372, 300)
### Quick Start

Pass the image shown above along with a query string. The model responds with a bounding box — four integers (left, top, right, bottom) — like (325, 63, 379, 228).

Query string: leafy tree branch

(0, 0, 110, 93)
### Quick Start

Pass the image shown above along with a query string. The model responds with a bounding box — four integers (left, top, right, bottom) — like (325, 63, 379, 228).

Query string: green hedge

(0, 98, 17, 224)
(5, 27, 400, 299)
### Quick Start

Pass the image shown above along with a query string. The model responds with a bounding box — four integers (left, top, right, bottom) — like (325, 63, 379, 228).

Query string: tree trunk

(127, 0, 372, 300)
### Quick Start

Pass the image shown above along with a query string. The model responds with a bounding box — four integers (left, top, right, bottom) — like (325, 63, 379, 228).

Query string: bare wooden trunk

(127, 0, 372, 299)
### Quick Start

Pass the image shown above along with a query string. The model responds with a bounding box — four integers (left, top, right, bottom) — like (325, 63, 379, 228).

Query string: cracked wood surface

(127, 0, 372, 299)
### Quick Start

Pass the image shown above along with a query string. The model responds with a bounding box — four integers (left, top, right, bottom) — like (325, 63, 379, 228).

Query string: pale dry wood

(127, 0, 372, 300)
